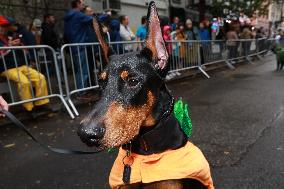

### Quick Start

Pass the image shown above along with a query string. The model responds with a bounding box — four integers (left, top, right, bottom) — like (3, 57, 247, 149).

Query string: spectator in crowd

(275, 29, 283, 46)
(0, 95, 8, 117)
(136, 16, 147, 41)
(174, 23, 186, 68)
(41, 14, 60, 76)
(30, 18, 42, 45)
(211, 18, 219, 40)
(163, 25, 172, 53)
(105, 9, 112, 16)
(119, 15, 135, 52)
(82, 5, 100, 85)
(162, 25, 175, 80)
(185, 19, 199, 41)
(255, 27, 266, 52)
(109, 18, 122, 54)
(185, 19, 199, 63)
(41, 14, 59, 50)
(6, 17, 37, 64)
(198, 22, 210, 41)
(255, 28, 263, 40)
(64, 0, 93, 91)
(83, 5, 94, 16)
(226, 24, 239, 62)
(82, 6, 98, 44)
(199, 21, 210, 64)
(6, 17, 36, 46)
(216, 25, 226, 58)
(216, 25, 225, 40)
(136, 16, 147, 50)
(204, 19, 212, 40)
(171, 16, 179, 31)
(240, 25, 253, 57)
(0, 16, 49, 113)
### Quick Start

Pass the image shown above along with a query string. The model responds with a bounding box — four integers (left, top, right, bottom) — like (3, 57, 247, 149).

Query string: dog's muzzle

(77, 123, 105, 147)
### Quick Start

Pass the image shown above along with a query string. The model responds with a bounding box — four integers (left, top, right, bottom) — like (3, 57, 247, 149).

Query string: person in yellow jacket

(0, 17, 49, 112)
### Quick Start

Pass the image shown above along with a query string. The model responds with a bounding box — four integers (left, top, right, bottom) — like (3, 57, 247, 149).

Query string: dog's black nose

(77, 125, 105, 146)
(89, 127, 105, 140)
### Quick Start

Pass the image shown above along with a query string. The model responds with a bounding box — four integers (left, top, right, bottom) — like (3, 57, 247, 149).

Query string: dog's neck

(139, 89, 174, 134)
(122, 86, 188, 155)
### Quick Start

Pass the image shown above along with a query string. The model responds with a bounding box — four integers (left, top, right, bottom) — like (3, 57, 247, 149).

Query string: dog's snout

(77, 124, 105, 146)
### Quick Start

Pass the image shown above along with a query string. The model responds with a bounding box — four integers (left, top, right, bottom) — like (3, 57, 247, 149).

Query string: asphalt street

(0, 54, 283, 189)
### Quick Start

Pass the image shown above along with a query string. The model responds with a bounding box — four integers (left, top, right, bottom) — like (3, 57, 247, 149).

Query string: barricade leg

(58, 95, 75, 119)
(198, 67, 210, 78)
(225, 60, 235, 69)
(68, 98, 79, 117)
(246, 56, 253, 64)
(198, 43, 210, 78)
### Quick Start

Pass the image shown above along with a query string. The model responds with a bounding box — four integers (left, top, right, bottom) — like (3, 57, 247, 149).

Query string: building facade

(0, 0, 68, 30)
(168, 0, 213, 23)
(89, 0, 169, 31)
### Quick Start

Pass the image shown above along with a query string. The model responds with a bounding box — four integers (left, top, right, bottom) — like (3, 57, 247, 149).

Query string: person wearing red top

(162, 25, 172, 54)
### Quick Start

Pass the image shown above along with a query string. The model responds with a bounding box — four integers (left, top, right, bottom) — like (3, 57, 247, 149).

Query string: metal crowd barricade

(224, 38, 270, 64)
(199, 40, 235, 69)
(60, 39, 274, 117)
(61, 42, 102, 116)
(166, 40, 210, 78)
(0, 45, 74, 118)
(0, 39, 275, 119)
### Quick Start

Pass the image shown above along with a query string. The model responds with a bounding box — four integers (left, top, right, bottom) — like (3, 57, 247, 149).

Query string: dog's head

(77, 2, 171, 149)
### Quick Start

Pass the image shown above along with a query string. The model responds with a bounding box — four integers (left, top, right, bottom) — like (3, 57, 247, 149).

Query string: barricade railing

(0, 45, 75, 118)
(1, 39, 274, 118)
(61, 38, 274, 116)
(166, 40, 210, 78)
(61, 42, 102, 116)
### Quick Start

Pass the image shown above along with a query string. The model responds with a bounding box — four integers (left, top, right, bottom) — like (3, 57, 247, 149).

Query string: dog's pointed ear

(144, 1, 169, 70)
(93, 16, 110, 64)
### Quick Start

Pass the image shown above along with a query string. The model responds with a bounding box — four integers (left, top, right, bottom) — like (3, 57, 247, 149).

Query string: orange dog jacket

(109, 141, 214, 189)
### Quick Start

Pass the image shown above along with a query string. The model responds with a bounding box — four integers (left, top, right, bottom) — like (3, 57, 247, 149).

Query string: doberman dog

(77, 2, 214, 189)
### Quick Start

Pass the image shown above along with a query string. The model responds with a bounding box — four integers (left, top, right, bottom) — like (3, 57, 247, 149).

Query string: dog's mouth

(78, 135, 102, 147)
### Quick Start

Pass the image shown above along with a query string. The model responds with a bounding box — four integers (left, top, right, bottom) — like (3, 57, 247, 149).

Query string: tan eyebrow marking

(100, 72, 107, 80)
(120, 70, 129, 80)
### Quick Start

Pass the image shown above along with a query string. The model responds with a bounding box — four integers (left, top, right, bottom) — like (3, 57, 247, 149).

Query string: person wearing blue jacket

(109, 19, 123, 54)
(198, 22, 210, 65)
(64, 0, 93, 90)
(198, 22, 210, 41)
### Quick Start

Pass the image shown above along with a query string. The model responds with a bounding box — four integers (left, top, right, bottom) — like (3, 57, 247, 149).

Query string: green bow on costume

(173, 99, 193, 138)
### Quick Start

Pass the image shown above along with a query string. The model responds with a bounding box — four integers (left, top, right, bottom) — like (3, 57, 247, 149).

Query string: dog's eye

(127, 78, 140, 87)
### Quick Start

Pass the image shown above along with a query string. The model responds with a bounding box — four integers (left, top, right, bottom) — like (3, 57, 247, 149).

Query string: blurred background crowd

(0, 0, 276, 52)
(0, 0, 281, 115)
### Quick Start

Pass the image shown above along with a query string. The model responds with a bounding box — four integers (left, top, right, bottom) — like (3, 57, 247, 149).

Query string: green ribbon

(107, 148, 115, 153)
(173, 99, 193, 138)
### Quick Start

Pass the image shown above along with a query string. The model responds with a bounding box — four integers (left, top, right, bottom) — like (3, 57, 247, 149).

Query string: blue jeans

(73, 50, 89, 89)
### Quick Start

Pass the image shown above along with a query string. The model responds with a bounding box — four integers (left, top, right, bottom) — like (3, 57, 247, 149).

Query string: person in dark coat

(41, 14, 60, 75)
(41, 14, 59, 50)
(109, 18, 122, 54)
